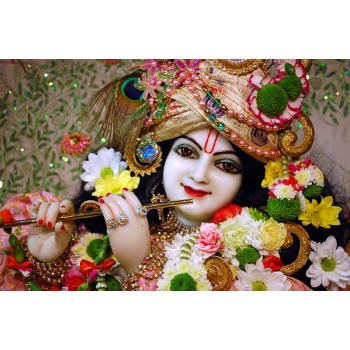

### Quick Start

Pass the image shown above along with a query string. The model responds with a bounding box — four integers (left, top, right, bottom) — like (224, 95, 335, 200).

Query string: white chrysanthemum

(196, 282, 211, 291)
(313, 167, 325, 186)
(80, 147, 127, 191)
(157, 260, 212, 291)
(176, 261, 190, 274)
(189, 265, 204, 281)
(234, 258, 292, 291)
(297, 192, 307, 212)
(306, 236, 350, 290)
(221, 246, 239, 267)
(158, 279, 171, 291)
(294, 168, 314, 187)
(219, 208, 262, 250)
(272, 183, 298, 199)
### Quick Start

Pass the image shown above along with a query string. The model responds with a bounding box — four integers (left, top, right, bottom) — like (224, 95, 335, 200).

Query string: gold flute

(0, 199, 193, 229)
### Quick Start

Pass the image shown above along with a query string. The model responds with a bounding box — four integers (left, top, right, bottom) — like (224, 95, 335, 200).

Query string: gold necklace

(162, 209, 200, 236)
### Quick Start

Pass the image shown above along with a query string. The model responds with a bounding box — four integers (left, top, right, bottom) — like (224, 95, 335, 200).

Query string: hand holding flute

(10, 190, 191, 273)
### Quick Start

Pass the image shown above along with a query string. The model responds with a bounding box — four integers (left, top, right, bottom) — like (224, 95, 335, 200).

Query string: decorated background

(0, 59, 349, 208)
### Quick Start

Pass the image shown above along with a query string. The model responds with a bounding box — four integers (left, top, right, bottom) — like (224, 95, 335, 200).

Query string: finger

(106, 194, 137, 221)
(29, 199, 42, 217)
(59, 200, 74, 215)
(54, 222, 73, 245)
(122, 189, 147, 220)
(98, 198, 115, 221)
(37, 202, 50, 226)
(45, 202, 60, 229)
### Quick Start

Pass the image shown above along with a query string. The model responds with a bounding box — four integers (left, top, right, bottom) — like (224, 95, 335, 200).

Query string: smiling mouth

(183, 185, 210, 198)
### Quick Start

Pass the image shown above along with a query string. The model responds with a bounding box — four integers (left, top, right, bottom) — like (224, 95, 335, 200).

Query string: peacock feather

(79, 72, 149, 153)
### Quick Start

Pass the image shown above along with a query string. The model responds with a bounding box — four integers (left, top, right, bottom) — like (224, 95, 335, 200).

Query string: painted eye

(215, 161, 240, 174)
(121, 77, 144, 101)
(174, 146, 198, 159)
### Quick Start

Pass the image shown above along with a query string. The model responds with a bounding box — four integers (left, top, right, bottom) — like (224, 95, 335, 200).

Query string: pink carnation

(197, 223, 224, 257)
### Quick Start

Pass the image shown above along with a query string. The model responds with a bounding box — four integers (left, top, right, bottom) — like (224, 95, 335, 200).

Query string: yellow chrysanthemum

(298, 196, 342, 229)
(260, 218, 287, 251)
(92, 170, 140, 197)
(261, 158, 283, 188)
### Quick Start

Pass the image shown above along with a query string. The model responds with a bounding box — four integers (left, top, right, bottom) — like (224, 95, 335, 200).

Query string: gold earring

(124, 135, 163, 176)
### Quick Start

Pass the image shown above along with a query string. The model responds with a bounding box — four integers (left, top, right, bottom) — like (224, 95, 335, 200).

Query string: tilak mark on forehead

(204, 128, 219, 154)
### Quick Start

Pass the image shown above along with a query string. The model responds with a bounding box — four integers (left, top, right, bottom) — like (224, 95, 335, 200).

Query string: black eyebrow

(179, 136, 203, 151)
(177, 137, 238, 157)
(213, 150, 238, 156)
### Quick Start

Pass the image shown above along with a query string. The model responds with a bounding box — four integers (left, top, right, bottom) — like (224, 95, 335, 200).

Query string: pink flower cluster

(197, 223, 224, 257)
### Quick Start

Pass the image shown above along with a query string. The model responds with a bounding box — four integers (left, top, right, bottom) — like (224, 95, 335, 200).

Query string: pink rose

(197, 223, 223, 257)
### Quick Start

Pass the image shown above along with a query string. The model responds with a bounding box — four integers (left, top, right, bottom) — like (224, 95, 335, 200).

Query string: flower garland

(262, 156, 342, 228)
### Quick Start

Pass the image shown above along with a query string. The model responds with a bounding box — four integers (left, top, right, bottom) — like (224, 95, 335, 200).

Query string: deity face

(163, 127, 243, 226)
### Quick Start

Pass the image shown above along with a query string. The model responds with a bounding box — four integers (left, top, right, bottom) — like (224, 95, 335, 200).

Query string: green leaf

(340, 96, 345, 108)
(3, 227, 12, 235)
(15, 245, 24, 263)
(9, 234, 19, 248)
(28, 282, 42, 291)
(328, 103, 337, 112)
(77, 283, 89, 291)
(59, 121, 68, 130)
(311, 100, 319, 109)
(105, 275, 122, 291)
(326, 71, 336, 78)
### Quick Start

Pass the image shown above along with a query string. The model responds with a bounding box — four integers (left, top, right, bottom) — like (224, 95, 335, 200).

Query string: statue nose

(189, 158, 210, 184)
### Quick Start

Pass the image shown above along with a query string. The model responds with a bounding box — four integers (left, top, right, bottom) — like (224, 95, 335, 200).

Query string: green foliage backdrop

(0, 59, 349, 207)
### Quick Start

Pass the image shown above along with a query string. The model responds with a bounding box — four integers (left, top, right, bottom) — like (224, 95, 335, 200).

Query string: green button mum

(279, 74, 302, 100)
(170, 273, 197, 291)
(256, 83, 289, 117)
(267, 198, 301, 221)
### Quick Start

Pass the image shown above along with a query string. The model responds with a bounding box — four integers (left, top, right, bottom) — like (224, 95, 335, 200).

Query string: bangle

(21, 237, 73, 291)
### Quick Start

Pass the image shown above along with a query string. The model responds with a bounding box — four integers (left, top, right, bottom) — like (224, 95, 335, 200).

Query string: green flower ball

(279, 74, 302, 100)
(266, 198, 301, 221)
(302, 184, 324, 199)
(256, 83, 289, 117)
(170, 273, 197, 291)
(236, 245, 261, 270)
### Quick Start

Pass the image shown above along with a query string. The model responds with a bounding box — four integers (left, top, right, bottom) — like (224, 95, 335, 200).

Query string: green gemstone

(159, 102, 167, 111)
(206, 91, 213, 99)
(157, 92, 164, 100)
(209, 114, 217, 122)
(213, 99, 221, 107)
(217, 123, 225, 130)
(155, 111, 163, 119)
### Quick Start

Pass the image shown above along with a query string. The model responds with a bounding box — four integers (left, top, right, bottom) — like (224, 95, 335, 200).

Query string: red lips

(183, 186, 210, 198)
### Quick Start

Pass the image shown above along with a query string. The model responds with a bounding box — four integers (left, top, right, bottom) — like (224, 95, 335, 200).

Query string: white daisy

(80, 148, 127, 191)
(294, 168, 314, 187)
(313, 167, 325, 186)
(306, 236, 350, 290)
(272, 183, 298, 199)
(234, 258, 292, 291)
